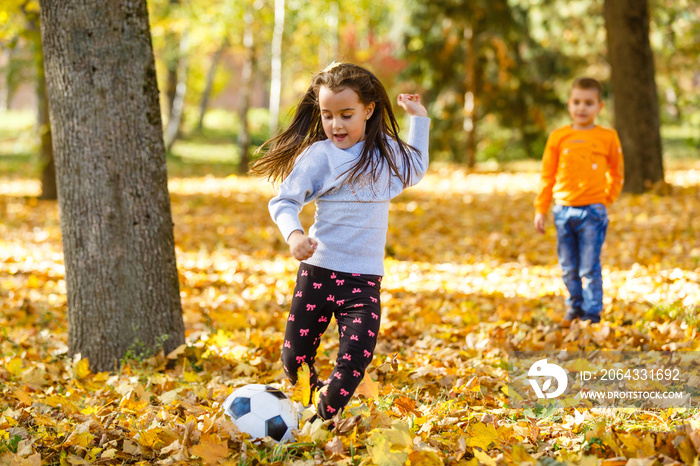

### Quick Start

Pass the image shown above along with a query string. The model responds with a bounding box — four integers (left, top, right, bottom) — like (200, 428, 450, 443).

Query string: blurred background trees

(1, 0, 698, 189)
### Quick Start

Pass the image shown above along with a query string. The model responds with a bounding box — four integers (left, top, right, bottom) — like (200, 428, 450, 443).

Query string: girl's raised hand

(397, 94, 428, 117)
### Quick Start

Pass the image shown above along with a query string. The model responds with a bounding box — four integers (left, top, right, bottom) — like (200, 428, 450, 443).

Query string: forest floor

(1, 119, 699, 464)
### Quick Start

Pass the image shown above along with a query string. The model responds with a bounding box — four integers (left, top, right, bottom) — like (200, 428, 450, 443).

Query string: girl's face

(318, 86, 375, 150)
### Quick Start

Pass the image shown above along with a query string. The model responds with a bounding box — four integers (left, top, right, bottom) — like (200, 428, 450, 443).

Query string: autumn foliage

(1, 162, 699, 465)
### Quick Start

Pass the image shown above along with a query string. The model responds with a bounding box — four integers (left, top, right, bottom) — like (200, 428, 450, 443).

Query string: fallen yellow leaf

(190, 434, 229, 465)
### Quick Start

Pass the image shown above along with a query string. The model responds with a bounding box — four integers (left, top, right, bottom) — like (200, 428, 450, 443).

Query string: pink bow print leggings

(281, 263, 382, 419)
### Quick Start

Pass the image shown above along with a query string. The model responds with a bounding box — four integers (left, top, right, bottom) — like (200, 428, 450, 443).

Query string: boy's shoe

(562, 308, 583, 328)
(582, 313, 601, 324)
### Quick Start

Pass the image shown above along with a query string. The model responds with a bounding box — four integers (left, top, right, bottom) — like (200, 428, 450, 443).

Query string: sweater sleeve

(268, 147, 328, 242)
(534, 131, 560, 214)
(403, 116, 431, 187)
(605, 130, 624, 205)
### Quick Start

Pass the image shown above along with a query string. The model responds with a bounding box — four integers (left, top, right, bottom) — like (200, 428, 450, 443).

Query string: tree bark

(268, 0, 285, 136)
(39, 0, 185, 372)
(163, 29, 189, 152)
(164, 0, 180, 119)
(21, 2, 57, 200)
(237, 12, 257, 174)
(463, 25, 477, 168)
(36, 47, 57, 201)
(0, 48, 9, 111)
(196, 38, 228, 132)
(604, 0, 664, 193)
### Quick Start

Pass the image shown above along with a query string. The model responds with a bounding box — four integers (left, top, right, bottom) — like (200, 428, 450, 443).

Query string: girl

(252, 62, 429, 421)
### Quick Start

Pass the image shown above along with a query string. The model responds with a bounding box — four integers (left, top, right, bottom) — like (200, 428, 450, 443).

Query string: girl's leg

(316, 273, 382, 419)
(281, 263, 334, 399)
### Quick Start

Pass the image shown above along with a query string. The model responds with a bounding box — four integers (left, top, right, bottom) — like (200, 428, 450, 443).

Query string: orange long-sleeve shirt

(534, 125, 624, 214)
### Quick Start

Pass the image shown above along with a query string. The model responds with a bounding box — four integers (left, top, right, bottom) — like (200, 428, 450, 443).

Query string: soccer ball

(222, 384, 298, 442)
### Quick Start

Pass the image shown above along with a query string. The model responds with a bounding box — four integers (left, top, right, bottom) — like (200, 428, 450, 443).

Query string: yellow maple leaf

(354, 375, 379, 399)
(466, 422, 499, 450)
(408, 450, 443, 466)
(383, 420, 413, 448)
(6, 358, 23, 376)
(137, 428, 163, 448)
(367, 431, 408, 466)
(72, 357, 91, 380)
(64, 423, 95, 449)
(290, 362, 311, 405)
(13, 388, 33, 406)
(190, 434, 229, 466)
(166, 344, 186, 359)
(183, 370, 200, 383)
(473, 449, 497, 466)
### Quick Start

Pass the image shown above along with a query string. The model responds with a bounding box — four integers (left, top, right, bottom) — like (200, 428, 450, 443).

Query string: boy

(534, 77, 624, 327)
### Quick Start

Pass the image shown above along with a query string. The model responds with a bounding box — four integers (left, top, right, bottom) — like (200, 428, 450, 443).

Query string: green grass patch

(0, 110, 38, 176)
(643, 303, 700, 329)
(169, 139, 239, 164)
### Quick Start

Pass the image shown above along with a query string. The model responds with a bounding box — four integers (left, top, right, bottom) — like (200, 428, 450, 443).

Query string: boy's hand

(287, 230, 318, 261)
(397, 94, 428, 117)
(534, 213, 547, 234)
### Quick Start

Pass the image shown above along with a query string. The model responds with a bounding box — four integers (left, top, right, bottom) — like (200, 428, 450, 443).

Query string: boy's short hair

(571, 77, 603, 101)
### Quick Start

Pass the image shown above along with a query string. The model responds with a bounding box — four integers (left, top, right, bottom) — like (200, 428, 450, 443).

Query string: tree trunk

(196, 38, 228, 132)
(36, 47, 57, 201)
(463, 25, 477, 168)
(604, 0, 664, 193)
(0, 48, 9, 111)
(268, 0, 285, 137)
(23, 4, 57, 200)
(164, 0, 180, 119)
(237, 13, 257, 174)
(164, 29, 189, 152)
(319, 2, 338, 65)
(39, 0, 185, 372)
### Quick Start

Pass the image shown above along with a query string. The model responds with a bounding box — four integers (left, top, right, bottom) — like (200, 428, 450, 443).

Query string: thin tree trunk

(36, 45, 56, 200)
(604, 0, 664, 193)
(196, 38, 228, 132)
(164, 0, 180, 118)
(268, 0, 285, 136)
(238, 13, 256, 174)
(164, 29, 189, 152)
(319, 2, 338, 65)
(463, 25, 477, 168)
(39, 0, 185, 372)
(0, 48, 9, 111)
(22, 1, 57, 199)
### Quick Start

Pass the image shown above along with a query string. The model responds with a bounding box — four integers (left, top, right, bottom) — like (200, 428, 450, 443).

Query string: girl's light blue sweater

(269, 115, 430, 276)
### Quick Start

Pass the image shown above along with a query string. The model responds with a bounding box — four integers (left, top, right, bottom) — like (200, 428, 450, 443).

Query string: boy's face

(567, 87, 604, 130)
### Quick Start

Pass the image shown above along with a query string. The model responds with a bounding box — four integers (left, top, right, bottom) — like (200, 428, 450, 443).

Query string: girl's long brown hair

(251, 63, 416, 189)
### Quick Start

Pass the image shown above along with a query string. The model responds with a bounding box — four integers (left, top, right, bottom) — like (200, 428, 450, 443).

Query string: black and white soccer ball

(222, 384, 298, 442)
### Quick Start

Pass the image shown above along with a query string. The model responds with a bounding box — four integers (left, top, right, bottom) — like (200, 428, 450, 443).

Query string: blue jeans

(552, 204, 608, 322)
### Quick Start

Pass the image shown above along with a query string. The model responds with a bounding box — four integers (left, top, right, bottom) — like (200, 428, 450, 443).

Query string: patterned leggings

(282, 263, 382, 419)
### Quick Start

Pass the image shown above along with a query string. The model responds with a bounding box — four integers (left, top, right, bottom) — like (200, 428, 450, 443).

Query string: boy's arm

(605, 131, 624, 205)
(534, 133, 559, 216)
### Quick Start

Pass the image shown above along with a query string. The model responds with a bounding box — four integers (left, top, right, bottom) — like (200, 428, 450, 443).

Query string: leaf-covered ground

(1, 161, 699, 465)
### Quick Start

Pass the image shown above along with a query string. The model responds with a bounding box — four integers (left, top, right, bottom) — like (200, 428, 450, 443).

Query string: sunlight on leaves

(1, 163, 699, 464)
